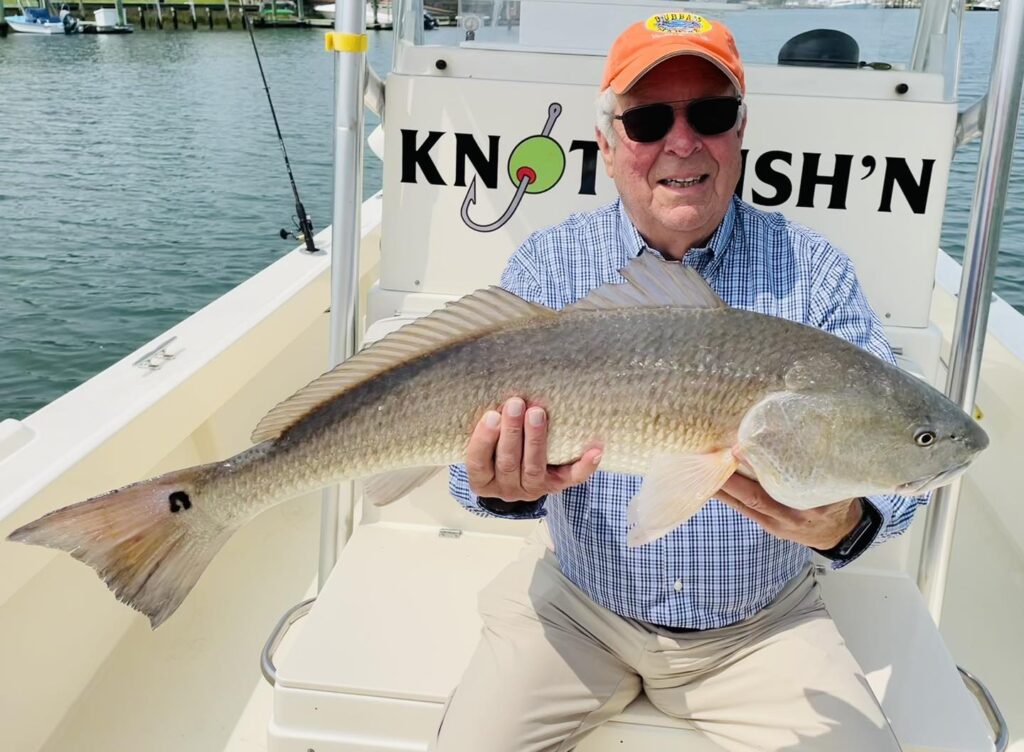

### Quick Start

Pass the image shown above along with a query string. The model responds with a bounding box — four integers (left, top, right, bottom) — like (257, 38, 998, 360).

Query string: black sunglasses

(613, 96, 743, 143)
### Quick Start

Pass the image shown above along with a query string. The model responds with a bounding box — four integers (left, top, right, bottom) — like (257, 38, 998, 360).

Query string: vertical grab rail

(319, 0, 368, 589)
(917, 0, 1024, 624)
(261, 0, 385, 686)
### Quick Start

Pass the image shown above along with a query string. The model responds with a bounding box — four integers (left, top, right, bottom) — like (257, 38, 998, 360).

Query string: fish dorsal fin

(568, 252, 726, 313)
(251, 287, 553, 443)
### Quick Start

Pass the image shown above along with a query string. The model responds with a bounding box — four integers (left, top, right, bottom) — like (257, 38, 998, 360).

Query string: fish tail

(7, 463, 233, 628)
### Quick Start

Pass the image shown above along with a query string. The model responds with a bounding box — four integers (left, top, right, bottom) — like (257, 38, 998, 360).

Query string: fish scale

(227, 305, 805, 511)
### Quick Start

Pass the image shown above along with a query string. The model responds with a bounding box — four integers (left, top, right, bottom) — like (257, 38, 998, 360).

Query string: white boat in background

(6, 5, 78, 33)
(315, 2, 392, 23)
(1, 1, 1022, 751)
(316, 1, 442, 26)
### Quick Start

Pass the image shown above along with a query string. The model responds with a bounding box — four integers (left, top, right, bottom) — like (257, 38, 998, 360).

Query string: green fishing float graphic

(461, 103, 565, 232)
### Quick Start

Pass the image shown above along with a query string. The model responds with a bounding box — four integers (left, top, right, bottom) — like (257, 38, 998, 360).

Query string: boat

(314, 2, 440, 28)
(970, 0, 1000, 11)
(1, 0, 1021, 750)
(315, 1, 391, 22)
(252, 0, 312, 26)
(6, 4, 79, 33)
(260, 0, 298, 18)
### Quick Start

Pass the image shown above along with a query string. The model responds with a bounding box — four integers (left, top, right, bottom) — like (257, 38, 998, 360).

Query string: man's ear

(595, 126, 615, 178)
(737, 103, 748, 140)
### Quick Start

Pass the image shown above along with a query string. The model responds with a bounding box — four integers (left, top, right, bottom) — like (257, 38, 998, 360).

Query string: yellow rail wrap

(325, 32, 369, 53)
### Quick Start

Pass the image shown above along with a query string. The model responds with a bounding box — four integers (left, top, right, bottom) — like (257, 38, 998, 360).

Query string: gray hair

(595, 87, 619, 146)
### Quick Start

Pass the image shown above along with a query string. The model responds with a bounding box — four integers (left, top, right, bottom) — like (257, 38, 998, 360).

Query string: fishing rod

(246, 16, 318, 254)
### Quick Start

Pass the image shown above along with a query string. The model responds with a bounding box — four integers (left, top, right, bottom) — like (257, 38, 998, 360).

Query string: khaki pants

(431, 524, 900, 752)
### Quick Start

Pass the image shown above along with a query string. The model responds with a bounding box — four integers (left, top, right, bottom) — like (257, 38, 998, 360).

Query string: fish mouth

(896, 461, 972, 496)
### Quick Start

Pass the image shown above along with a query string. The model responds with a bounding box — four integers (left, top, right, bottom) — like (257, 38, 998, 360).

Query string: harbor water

(0, 10, 1021, 420)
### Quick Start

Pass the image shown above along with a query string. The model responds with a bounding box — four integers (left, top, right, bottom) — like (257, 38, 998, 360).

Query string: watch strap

(812, 498, 883, 561)
(478, 495, 547, 518)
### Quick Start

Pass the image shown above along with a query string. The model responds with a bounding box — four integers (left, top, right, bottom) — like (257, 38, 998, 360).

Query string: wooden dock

(1, 0, 461, 31)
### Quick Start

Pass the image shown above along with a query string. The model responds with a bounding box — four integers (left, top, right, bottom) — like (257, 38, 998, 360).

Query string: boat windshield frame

(386, 0, 968, 102)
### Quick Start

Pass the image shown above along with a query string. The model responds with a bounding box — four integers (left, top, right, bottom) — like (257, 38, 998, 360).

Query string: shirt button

(673, 579, 683, 592)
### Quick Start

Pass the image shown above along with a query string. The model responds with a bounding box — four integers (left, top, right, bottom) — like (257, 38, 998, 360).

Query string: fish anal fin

(626, 448, 738, 548)
(363, 466, 443, 506)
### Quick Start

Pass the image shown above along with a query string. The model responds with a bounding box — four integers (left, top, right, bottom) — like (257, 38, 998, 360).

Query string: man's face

(597, 56, 745, 254)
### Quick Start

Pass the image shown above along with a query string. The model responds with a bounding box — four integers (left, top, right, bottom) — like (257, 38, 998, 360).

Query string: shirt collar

(615, 196, 738, 263)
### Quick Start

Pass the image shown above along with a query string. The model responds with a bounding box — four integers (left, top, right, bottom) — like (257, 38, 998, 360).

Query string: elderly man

(436, 14, 916, 752)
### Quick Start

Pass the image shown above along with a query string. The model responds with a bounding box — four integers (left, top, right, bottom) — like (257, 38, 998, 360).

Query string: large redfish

(8, 253, 988, 626)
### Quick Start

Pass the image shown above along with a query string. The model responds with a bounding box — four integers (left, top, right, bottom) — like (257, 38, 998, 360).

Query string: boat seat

(269, 519, 996, 752)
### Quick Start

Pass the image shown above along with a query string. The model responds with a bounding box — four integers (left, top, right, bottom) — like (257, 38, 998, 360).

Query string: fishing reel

(279, 210, 318, 254)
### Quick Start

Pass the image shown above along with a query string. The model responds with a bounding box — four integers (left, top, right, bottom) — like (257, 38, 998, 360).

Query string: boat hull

(7, 17, 69, 34)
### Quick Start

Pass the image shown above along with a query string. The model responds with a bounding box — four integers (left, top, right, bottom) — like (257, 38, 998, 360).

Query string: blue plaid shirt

(449, 197, 926, 630)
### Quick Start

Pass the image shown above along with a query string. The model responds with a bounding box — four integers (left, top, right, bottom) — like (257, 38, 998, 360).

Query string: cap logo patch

(645, 12, 712, 35)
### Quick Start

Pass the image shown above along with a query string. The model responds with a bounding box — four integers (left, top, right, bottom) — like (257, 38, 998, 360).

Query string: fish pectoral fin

(363, 466, 443, 506)
(626, 449, 738, 548)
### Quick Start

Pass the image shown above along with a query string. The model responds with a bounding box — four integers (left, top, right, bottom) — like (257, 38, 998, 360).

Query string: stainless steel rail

(917, 0, 1024, 625)
(958, 666, 1009, 752)
(319, 0, 368, 590)
(261, 598, 316, 685)
(911, 0, 955, 74)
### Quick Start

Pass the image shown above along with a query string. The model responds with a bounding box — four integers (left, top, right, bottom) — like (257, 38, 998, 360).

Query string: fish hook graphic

(461, 103, 562, 233)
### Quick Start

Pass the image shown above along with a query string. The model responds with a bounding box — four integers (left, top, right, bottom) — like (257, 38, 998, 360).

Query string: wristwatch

(478, 495, 548, 518)
(812, 498, 883, 562)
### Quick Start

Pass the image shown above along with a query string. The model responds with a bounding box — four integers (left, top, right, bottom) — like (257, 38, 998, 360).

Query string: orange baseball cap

(600, 13, 745, 96)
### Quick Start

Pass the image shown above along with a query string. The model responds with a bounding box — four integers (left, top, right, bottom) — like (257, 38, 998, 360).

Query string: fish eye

(914, 429, 937, 447)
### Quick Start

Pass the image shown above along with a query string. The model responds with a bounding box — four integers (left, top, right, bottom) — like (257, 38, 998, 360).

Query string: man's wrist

(812, 499, 883, 561)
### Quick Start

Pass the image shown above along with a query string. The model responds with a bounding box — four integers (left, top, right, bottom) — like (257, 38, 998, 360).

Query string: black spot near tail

(169, 491, 192, 513)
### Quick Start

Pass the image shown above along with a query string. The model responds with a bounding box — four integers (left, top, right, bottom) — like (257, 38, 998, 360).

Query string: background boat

(314, 2, 441, 27)
(6, 4, 78, 33)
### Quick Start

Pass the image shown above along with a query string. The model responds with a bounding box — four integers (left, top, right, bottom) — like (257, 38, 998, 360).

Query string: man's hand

(716, 473, 863, 550)
(466, 397, 603, 502)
